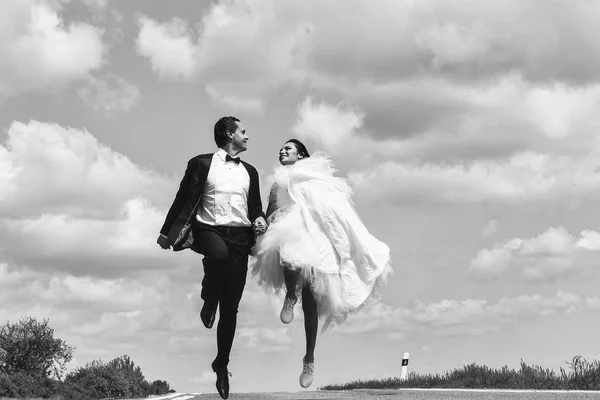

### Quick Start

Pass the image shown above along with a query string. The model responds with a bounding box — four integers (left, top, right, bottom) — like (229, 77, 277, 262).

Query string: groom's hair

(286, 138, 310, 158)
(214, 116, 241, 147)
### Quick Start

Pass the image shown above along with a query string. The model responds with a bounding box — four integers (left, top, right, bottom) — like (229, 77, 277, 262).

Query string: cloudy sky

(2, 0, 600, 394)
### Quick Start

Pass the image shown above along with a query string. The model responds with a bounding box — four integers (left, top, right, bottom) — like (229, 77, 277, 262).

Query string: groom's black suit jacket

(160, 153, 265, 252)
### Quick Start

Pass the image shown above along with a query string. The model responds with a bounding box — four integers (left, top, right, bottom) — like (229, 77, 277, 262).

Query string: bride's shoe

(299, 357, 314, 388)
(280, 296, 297, 324)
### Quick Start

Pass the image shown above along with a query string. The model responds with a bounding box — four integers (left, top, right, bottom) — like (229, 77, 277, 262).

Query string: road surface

(147, 388, 600, 400)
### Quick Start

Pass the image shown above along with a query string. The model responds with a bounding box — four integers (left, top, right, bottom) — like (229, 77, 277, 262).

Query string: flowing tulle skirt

(250, 157, 392, 330)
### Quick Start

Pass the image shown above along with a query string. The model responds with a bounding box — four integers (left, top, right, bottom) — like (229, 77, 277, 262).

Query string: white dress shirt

(196, 149, 251, 227)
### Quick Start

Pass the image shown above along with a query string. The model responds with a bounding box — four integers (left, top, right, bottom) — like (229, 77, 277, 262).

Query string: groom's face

(229, 122, 248, 152)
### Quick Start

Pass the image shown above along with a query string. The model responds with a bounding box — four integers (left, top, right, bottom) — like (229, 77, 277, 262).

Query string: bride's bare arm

(265, 184, 277, 221)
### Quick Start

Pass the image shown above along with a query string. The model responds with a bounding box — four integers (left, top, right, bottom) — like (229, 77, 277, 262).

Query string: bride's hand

(253, 217, 267, 236)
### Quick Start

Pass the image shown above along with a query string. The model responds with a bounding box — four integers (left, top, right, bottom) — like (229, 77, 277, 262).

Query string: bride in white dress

(251, 139, 392, 388)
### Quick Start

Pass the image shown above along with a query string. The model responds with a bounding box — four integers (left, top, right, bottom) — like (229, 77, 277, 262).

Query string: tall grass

(321, 356, 600, 391)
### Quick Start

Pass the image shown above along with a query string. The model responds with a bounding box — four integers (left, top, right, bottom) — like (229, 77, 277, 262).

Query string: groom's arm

(248, 166, 266, 223)
(159, 158, 195, 237)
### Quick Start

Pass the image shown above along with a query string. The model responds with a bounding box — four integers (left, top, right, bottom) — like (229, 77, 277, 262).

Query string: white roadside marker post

(400, 352, 410, 380)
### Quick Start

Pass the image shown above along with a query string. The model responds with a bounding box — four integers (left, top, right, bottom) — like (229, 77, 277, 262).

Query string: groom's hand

(157, 234, 171, 250)
(253, 217, 267, 236)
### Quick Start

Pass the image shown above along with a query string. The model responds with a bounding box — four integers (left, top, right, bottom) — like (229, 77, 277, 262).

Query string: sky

(2, 0, 600, 394)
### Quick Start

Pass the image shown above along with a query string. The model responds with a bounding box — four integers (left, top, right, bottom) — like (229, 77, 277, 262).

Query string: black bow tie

(226, 155, 241, 164)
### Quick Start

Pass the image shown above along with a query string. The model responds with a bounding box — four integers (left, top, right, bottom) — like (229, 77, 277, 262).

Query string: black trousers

(192, 221, 253, 371)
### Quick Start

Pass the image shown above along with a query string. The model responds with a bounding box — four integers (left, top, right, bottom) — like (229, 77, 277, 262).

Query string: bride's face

(279, 142, 304, 165)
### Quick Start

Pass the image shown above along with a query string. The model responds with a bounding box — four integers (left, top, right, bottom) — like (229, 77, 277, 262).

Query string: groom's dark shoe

(212, 361, 230, 399)
(200, 300, 218, 329)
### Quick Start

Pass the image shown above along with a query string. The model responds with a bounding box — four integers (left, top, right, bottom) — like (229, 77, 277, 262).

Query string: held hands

(158, 218, 266, 248)
(157, 234, 171, 250)
(253, 217, 267, 236)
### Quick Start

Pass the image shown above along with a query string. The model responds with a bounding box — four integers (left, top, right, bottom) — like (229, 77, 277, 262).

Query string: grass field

(320, 356, 600, 391)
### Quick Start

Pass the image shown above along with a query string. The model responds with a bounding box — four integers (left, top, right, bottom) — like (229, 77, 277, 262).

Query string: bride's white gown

(250, 152, 392, 330)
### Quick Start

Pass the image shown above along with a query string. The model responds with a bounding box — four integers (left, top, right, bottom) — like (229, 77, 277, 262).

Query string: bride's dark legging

(284, 267, 317, 364)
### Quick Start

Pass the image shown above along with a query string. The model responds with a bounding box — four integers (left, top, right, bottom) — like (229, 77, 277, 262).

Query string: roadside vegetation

(321, 357, 600, 391)
(0, 316, 175, 399)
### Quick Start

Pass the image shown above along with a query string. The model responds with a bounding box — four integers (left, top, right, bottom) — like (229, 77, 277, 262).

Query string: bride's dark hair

(286, 138, 310, 158)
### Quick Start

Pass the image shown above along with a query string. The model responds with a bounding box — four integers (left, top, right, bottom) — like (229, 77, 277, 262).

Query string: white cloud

(42, 275, 165, 310)
(135, 16, 197, 81)
(0, 260, 215, 374)
(0, 0, 105, 101)
(189, 371, 215, 386)
(348, 151, 600, 206)
(286, 73, 600, 205)
(52, 0, 108, 10)
(335, 291, 600, 338)
(0, 195, 188, 277)
(283, 76, 600, 187)
(0, 120, 173, 219)
(0, 269, 166, 313)
(205, 85, 263, 114)
(290, 97, 363, 152)
(134, 2, 313, 109)
(168, 335, 212, 356)
(0, 263, 35, 287)
(0, 265, 174, 341)
(133, 1, 600, 207)
(0, 120, 195, 276)
(236, 327, 292, 353)
(77, 73, 141, 114)
(302, 0, 600, 85)
(132, 0, 600, 176)
(483, 219, 498, 237)
(133, 0, 600, 85)
(131, 0, 600, 126)
(135, 2, 311, 84)
(469, 226, 600, 282)
(67, 310, 159, 339)
(82, 0, 107, 9)
(353, 74, 600, 148)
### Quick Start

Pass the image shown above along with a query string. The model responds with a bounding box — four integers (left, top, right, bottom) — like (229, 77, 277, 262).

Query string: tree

(107, 355, 148, 396)
(0, 316, 74, 379)
(65, 359, 130, 398)
(149, 379, 173, 395)
(65, 355, 174, 398)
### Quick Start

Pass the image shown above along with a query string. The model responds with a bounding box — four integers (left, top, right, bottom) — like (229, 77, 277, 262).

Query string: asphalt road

(149, 388, 600, 400)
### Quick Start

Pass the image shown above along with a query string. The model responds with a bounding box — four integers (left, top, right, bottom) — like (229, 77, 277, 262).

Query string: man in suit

(157, 116, 267, 399)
